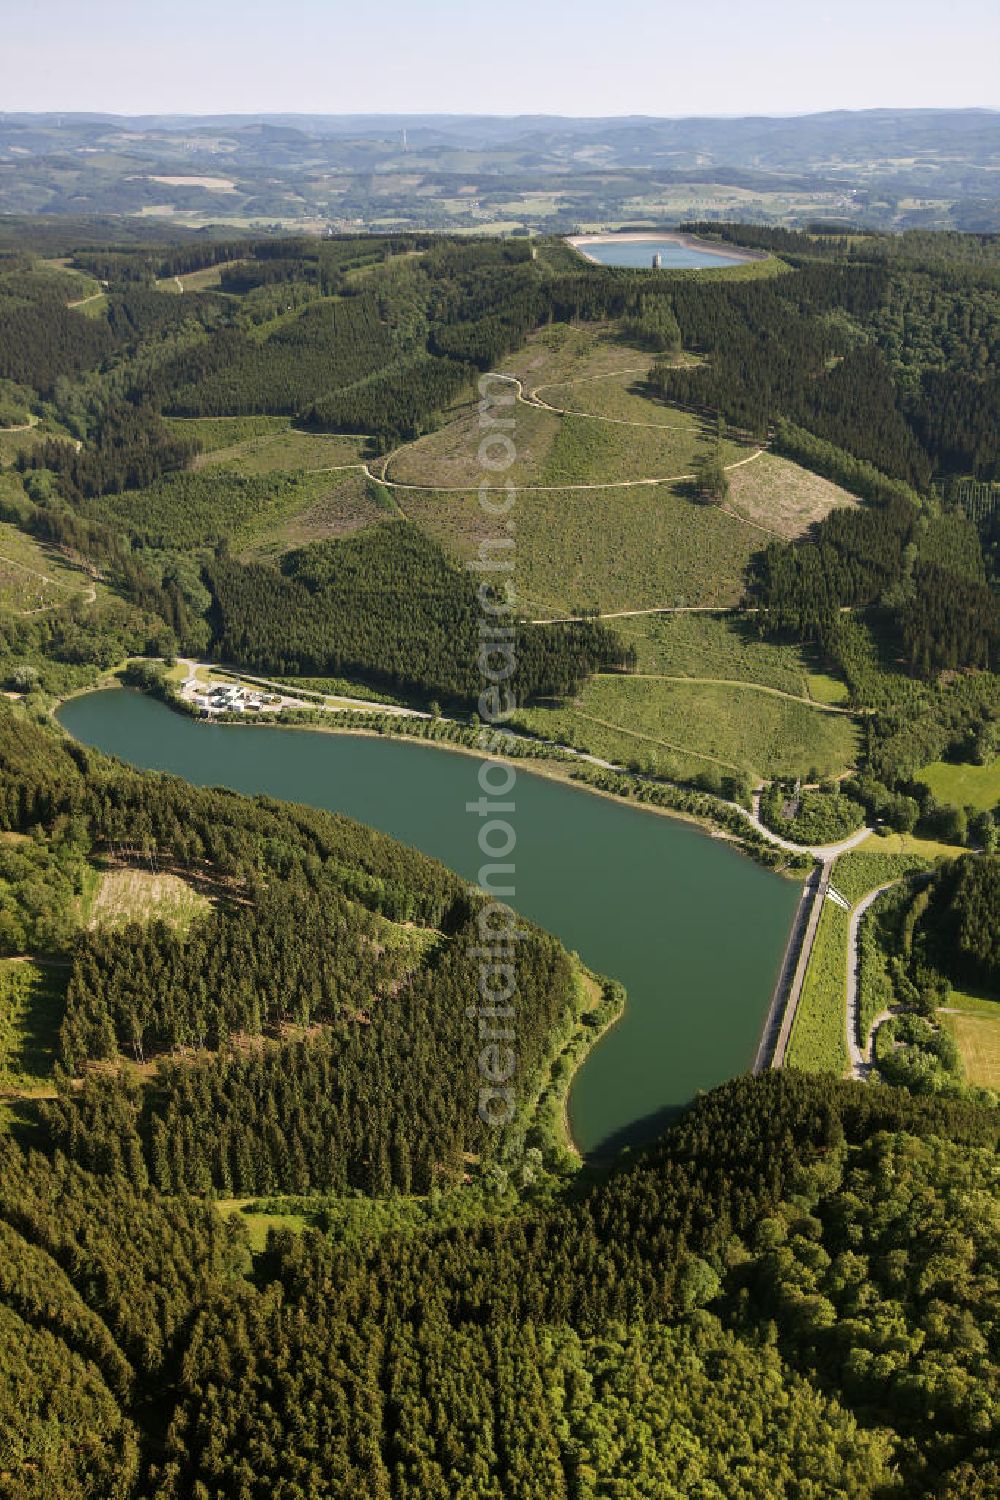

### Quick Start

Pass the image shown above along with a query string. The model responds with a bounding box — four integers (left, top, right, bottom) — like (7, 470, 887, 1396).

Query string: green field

(786, 902, 850, 1075)
(499, 328, 855, 540)
(164, 415, 291, 452)
(831, 849, 935, 905)
(155, 261, 242, 293)
(942, 986, 1000, 1017)
(540, 409, 746, 486)
(516, 674, 859, 783)
(388, 395, 747, 491)
(941, 995, 1000, 1089)
(386, 313, 863, 617)
(805, 672, 850, 706)
(853, 830, 966, 861)
(388, 399, 555, 488)
(614, 612, 837, 696)
(532, 368, 697, 426)
(0, 521, 99, 614)
(215, 1199, 312, 1251)
(240, 471, 394, 559)
(407, 480, 762, 617)
(195, 427, 368, 476)
(504, 321, 682, 390)
(918, 758, 1000, 811)
(0, 959, 64, 1097)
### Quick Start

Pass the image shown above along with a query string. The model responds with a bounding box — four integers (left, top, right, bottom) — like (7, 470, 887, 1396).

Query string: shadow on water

(584, 1098, 691, 1165)
(559, 1096, 705, 1215)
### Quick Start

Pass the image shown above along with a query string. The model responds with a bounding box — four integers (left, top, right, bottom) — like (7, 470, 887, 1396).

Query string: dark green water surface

(58, 690, 797, 1155)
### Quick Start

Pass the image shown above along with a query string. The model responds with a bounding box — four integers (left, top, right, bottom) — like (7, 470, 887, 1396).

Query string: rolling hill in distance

(2, 107, 1000, 230)
(1, 81, 1000, 1499)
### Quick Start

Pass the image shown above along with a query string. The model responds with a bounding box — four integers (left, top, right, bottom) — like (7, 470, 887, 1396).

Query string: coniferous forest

(0, 214, 999, 1498)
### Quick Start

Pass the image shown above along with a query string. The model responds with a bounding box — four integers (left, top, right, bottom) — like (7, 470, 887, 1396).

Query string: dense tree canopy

(207, 522, 633, 705)
(1, 221, 999, 1499)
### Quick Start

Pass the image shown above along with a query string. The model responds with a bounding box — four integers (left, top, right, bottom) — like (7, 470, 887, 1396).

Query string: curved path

(530, 604, 731, 624)
(718, 504, 787, 541)
(373, 370, 765, 494)
(306, 450, 767, 499)
(0, 549, 97, 613)
(744, 790, 871, 860)
(594, 672, 855, 715)
(522, 366, 692, 429)
(303, 365, 768, 498)
(377, 448, 765, 495)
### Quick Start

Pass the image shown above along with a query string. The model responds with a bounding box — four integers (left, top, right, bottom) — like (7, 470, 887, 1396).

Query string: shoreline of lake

(56, 688, 800, 1157)
(52, 678, 804, 877)
(566, 230, 764, 267)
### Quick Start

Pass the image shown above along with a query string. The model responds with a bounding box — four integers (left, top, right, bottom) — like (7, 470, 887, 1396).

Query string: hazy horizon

(4, 0, 998, 117)
(4, 107, 1000, 123)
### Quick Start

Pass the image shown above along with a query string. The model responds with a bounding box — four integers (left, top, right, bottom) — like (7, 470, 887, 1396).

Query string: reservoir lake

(568, 234, 754, 270)
(58, 690, 798, 1157)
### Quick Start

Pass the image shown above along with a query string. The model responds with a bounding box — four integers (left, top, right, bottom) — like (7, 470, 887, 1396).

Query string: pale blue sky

(5, 0, 999, 116)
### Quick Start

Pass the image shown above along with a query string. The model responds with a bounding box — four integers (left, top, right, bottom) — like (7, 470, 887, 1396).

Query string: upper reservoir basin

(57, 690, 798, 1157)
(567, 233, 755, 270)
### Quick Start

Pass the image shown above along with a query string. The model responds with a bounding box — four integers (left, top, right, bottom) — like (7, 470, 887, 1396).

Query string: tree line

(207, 521, 634, 705)
(0, 703, 996, 1496)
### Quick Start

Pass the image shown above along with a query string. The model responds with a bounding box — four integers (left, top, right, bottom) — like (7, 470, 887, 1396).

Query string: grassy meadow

(918, 758, 1000, 812)
(0, 521, 100, 614)
(613, 612, 845, 698)
(399, 480, 762, 618)
(516, 673, 859, 783)
(387, 387, 748, 492)
(831, 849, 937, 905)
(194, 426, 368, 475)
(855, 830, 968, 860)
(502, 321, 680, 390)
(164, 415, 292, 452)
(380, 316, 866, 618)
(154, 261, 243, 293)
(940, 992, 1000, 1090)
(785, 902, 851, 1075)
(0, 959, 64, 1098)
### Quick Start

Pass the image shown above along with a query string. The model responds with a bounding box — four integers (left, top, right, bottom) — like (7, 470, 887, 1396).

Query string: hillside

(1, 213, 1000, 1497)
(0, 1052, 996, 1496)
